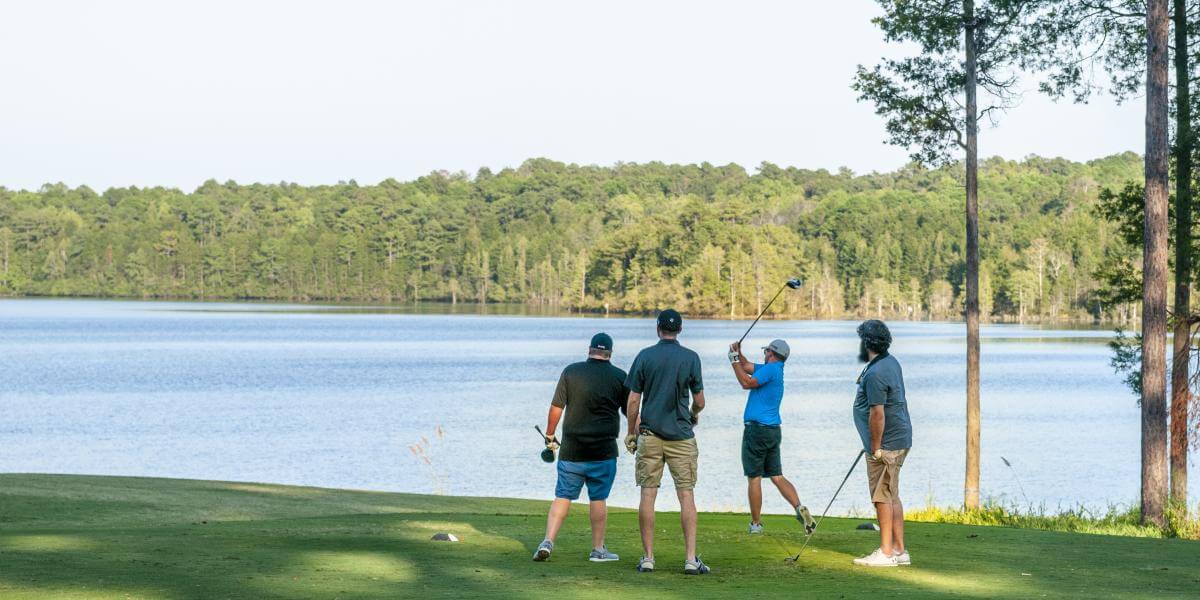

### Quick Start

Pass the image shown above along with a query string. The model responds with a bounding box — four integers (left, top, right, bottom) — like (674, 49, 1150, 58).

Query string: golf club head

(540, 447, 555, 463)
(786, 277, 803, 289)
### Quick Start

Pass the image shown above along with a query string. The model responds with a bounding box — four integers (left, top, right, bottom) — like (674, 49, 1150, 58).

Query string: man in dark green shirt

(532, 333, 629, 563)
(624, 309, 709, 575)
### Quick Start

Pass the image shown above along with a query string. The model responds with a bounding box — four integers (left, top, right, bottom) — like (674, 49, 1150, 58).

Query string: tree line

(0, 154, 1143, 323)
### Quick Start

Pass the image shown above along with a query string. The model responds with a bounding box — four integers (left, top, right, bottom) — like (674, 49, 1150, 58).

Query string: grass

(0, 474, 1198, 599)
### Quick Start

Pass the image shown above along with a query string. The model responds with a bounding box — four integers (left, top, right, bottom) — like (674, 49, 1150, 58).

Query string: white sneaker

(853, 548, 898, 567)
(893, 550, 911, 566)
(748, 522, 764, 534)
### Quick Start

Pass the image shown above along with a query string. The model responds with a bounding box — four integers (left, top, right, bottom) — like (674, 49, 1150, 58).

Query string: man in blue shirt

(729, 338, 815, 535)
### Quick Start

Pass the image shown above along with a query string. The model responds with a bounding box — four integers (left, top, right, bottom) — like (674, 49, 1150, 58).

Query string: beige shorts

(866, 448, 909, 504)
(635, 433, 698, 490)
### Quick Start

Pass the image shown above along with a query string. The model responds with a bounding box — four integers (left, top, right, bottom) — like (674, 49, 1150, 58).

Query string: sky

(0, 0, 1143, 192)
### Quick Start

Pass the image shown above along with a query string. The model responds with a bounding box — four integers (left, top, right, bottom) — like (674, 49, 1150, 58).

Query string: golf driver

(1001, 456, 1031, 507)
(534, 425, 557, 463)
(737, 277, 803, 346)
(785, 450, 866, 563)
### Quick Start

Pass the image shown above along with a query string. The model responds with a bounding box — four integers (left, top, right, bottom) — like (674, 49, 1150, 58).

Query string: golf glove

(624, 433, 638, 454)
(728, 350, 740, 364)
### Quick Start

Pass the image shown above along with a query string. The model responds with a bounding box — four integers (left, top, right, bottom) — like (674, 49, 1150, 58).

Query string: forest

(0, 153, 1144, 322)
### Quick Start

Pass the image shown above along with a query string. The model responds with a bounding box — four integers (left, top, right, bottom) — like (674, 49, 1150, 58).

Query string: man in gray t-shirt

(851, 320, 914, 568)
(623, 309, 709, 575)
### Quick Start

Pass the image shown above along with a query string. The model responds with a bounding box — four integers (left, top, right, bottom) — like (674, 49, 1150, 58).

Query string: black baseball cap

(590, 332, 613, 351)
(656, 308, 682, 332)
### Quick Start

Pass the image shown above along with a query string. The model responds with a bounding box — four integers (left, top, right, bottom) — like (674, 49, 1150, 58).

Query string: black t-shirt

(625, 339, 704, 441)
(552, 358, 630, 462)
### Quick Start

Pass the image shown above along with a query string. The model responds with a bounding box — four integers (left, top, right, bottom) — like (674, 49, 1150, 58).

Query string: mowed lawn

(0, 475, 1197, 599)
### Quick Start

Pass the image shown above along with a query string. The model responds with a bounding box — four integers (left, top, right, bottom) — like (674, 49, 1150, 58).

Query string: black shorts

(741, 422, 782, 478)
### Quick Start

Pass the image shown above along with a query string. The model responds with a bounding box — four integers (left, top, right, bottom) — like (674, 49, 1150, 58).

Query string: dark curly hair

(856, 319, 892, 354)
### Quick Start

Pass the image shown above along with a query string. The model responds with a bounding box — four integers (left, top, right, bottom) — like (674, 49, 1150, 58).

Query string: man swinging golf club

(624, 309, 709, 575)
(851, 319, 913, 567)
(532, 333, 629, 563)
(728, 338, 816, 535)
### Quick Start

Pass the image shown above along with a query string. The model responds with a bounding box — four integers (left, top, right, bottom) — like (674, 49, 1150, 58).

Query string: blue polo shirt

(743, 361, 784, 425)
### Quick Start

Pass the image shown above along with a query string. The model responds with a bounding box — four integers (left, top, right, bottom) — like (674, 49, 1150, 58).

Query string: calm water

(2, 298, 1195, 516)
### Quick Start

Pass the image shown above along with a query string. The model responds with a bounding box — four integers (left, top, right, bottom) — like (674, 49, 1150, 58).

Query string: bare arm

(869, 404, 885, 453)
(545, 404, 564, 439)
(730, 361, 761, 389)
(626, 391, 642, 435)
(691, 390, 706, 423)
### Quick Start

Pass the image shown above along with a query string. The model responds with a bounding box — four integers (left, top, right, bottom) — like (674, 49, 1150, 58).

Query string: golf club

(1001, 456, 1031, 507)
(785, 450, 866, 563)
(534, 425, 556, 463)
(737, 277, 803, 346)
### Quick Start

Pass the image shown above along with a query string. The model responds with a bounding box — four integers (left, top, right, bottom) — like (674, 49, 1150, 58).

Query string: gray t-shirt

(626, 339, 704, 441)
(853, 353, 912, 451)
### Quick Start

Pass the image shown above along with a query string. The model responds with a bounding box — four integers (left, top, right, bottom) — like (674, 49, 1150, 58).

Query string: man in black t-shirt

(624, 309, 710, 575)
(532, 332, 629, 563)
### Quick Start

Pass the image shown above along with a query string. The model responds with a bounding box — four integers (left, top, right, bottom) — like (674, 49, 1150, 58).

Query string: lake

(2, 298, 1194, 517)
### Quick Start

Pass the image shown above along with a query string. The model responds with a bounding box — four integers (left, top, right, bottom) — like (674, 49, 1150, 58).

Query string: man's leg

(747, 477, 763, 523)
(544, 498, 571, 542)
(639, 486, 658, 558)
(874, 501, 894, 555)
(769, 475, 801, 508)
(677, 488, 698, 561)
(891, 499, 905, 553)
(589, 500, 607, 549)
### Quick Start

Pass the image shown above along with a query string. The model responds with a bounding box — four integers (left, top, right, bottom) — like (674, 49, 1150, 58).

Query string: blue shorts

(555, 458, 617, 501)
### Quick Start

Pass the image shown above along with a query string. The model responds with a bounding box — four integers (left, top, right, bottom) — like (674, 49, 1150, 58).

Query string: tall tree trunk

(1142, 0, 1171, 527)
(963, 0, 982, 510)
(1171, 0, 1191, 507)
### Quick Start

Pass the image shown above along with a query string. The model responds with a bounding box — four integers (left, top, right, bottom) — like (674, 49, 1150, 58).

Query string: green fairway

(0, 475, 1196, 599)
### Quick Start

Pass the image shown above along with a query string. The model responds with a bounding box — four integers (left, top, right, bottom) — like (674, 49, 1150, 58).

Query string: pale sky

(0, 0, 1143, 192)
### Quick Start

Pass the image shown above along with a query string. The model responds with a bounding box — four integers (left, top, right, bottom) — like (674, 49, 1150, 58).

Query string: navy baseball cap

(590, 332, 613, 351)
(656, 308, 682, 332)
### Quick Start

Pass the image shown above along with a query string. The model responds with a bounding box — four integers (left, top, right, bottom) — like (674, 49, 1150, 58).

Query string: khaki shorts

(866, 448, 909, 504)
(635, 433, 698, 490)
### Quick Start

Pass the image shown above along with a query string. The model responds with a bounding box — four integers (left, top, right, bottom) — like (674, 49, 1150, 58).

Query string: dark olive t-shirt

(551, 358, 629, 462)
(625, 339, 704, 441)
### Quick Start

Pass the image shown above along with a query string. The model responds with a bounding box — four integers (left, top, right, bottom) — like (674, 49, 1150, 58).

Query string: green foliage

(1109, 328, 1145, 396)
(908, 500, 1200, 539)
(853, 0, 1040, 166)
(0, 155, 1145, 320)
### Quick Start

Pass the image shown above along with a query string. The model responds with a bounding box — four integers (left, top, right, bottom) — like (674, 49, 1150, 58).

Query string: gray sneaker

(683, 556, 710, 575)
(748, 521, 764, 534)
(532, 539, 553, 561)
(796, 505, 816, 535)
(589, 546, 619, 562)
(893, 549, 911, 566)
(636, 556, 655, 572)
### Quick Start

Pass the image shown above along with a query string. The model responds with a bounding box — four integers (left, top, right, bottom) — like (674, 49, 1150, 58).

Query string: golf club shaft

(737, 283, 789, 346)
(789, 450, 866, 562)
